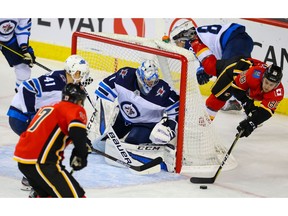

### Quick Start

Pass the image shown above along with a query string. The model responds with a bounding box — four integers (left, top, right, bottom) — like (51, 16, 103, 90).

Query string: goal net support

(71, 31, 238, 174)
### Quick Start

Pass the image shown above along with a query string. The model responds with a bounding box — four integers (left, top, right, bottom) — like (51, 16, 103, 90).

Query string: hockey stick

(99, 99, 106, 134)
(91, 125, 163, 173)
(91, 146, 163, 172)
(190, 130, 244, 184)
(2, 41, 97, 113)
(0, 42, 52, 72)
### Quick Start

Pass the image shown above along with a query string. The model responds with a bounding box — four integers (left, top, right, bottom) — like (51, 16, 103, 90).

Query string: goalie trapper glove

(149, 118, 176, 144)
(237, 118, 257, 138)
(196, 66, 211, 85)
(20, 44, 36, 67)
(70, 148, 88, 171)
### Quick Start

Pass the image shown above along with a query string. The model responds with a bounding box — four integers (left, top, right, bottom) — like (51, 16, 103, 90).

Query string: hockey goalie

(91, 59, 179, 173)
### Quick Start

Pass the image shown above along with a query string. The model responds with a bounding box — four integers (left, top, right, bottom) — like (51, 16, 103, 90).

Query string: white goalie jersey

(95, 67, 179, 126)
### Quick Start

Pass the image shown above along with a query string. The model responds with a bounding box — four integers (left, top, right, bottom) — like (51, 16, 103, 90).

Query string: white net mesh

(72, 31, 237, 174)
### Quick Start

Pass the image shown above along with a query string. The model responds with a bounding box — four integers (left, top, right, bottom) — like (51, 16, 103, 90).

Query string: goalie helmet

(263, 64, 283, 84)
(136, 60, 159, 95)
(170, 21, 196, 43)
(62, 83, 86, 106)
(64, 55, 90, 83)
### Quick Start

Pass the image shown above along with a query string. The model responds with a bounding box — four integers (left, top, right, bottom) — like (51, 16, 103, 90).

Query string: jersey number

(197, 25, 222, 34)
(28, 107, 53, 132)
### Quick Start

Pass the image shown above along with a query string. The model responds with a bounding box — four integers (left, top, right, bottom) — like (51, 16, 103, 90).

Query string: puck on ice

(200, 185, 207, 189)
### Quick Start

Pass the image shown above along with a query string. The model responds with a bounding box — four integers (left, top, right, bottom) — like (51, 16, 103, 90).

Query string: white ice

(0, 57, 287, 214)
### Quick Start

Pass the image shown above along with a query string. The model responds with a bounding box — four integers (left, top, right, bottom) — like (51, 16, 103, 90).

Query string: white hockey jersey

(7, 70, 67, 121)
(196, 23, 244, 59)
(0, 18, 31, 46)
(95, 67, 179, 125)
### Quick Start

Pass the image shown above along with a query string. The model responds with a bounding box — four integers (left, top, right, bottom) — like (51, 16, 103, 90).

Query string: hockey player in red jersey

(190, 36, 284, 138)
(13, 83, 89, 197)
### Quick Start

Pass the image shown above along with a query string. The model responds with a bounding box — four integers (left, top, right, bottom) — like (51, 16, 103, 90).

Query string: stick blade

(190, 176, 215, 184)
(138, 157, 163, 171)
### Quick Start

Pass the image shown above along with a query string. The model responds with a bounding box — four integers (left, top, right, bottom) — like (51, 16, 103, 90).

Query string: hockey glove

(70, 148, 88, 171)
(242, 99, 257, 116)
(196, 66, 211, 85)
(81, 77, 94, 87)
(237, 118, 257, 138)
(149, 118, 176, 144)
(86, 138, 93, 154)
(20, 44, 36, 67)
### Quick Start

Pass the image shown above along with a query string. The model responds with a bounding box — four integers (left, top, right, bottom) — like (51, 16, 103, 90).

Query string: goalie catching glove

(149, 118, 176, 144)
(20, 44, 36, 67)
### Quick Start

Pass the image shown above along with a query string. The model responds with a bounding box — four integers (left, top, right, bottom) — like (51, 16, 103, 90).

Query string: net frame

(71, 31, 237, 174)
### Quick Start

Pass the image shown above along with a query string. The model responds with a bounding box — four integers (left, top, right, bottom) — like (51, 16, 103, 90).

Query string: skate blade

(21, 185, 32, 191)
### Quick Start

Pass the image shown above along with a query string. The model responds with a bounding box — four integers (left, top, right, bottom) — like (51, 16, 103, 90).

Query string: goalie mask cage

(71, 31, 238, 174)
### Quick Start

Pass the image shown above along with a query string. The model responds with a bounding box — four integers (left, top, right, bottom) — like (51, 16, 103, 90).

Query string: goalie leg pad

(104, 136, 142, 168)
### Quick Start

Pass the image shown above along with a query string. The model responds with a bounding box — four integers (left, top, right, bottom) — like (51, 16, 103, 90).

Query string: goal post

(71, 31, 238, 174)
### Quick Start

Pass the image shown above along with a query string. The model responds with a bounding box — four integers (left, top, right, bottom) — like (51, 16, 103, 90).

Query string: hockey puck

(200, 185, 208, 189)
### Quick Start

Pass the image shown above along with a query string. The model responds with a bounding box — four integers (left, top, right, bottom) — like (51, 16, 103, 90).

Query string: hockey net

(71, 31, 238, 174)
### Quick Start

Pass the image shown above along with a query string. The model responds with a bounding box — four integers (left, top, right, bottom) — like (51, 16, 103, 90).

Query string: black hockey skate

(21, 176, 31, 191)
(28, 188, 38, 198)
(221, 100, 242, 111)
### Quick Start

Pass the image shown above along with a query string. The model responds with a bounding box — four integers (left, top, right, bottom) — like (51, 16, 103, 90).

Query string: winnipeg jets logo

(119, 69, 128, 78)
(0, 20, 16, 35)
(3, 24, 13, 32)
(156, 86, 165, 96)
(120, 101, 140, 118)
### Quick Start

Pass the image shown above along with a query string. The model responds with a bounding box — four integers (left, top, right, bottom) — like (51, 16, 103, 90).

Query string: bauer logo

(108, 132, 132, 164)
(120, 101, 140, 119)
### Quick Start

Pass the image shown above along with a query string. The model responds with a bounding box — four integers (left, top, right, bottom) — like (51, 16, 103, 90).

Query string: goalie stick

(91, 125, 163, 173)
(190, 130, 244, 184)
(91, 146, 163, 172)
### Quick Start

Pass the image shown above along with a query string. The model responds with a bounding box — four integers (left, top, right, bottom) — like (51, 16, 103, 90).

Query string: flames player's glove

(70, 148, 88, 171)
(20, 44, 36, 67)
(242, 99, 257, 116)
(237, 118, 257, 138)
(86, 138, 93, 154)
(196, 66, 212, 85)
